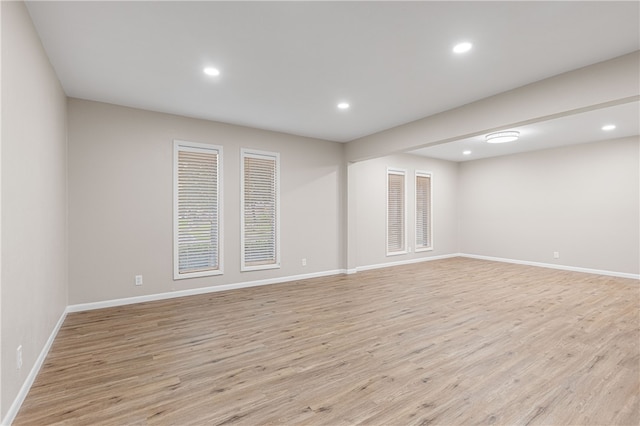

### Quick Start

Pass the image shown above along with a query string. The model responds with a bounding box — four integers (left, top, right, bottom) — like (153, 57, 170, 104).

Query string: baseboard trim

(460, 253, 639, 280)
(67, 268, 347, 313)
(355, 253, 462, 273)
(2, 309, 68, 426)
(6, 255, 635, 424)
(5, 269, 348, 424)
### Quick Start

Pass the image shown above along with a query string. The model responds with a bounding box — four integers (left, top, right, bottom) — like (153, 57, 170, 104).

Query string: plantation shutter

(387, 170, 405, 254)
(416, 173, 431, 249)
(242, 151, 279, 270)
(175, 143, 221, 278)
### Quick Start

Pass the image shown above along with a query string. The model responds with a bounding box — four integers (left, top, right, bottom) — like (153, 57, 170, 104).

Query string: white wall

(1, 1, 68, 418)
(350, 154, 458, 269)
(458, 137, 640, 275)
(67, 99, 345, 305)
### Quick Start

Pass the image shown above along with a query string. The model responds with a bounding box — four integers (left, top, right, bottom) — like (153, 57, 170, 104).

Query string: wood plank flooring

(14, 258, 639, 425)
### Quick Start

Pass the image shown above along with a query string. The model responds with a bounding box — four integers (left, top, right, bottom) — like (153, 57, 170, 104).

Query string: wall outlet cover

(17, 345, 23, 370)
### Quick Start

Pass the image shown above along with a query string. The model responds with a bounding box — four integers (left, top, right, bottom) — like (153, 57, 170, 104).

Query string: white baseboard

(67, 268, 347, 313)
(460, 253, 639, 280)
(4, 269, 345, 423)
(355, 253, 462, 272)
(5, 255, 635, 425)
(2, 309, 68, 426)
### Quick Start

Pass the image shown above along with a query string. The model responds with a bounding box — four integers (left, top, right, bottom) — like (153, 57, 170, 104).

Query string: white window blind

(416, 171, 432, 251)
(173, 141, 223, 279)
(241, 149, 280, 271)
(387, 169, 406, 255)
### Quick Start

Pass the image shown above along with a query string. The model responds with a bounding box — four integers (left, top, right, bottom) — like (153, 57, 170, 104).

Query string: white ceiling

(410, 101, 640, 162)
(26, 1, 640, 152)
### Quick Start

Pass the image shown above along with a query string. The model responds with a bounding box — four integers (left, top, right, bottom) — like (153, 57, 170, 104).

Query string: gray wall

(350, 154, 458, 268)
(458, 137, 640, 275)
(67, 99, 345, 304)
(1, 1, 68, 417)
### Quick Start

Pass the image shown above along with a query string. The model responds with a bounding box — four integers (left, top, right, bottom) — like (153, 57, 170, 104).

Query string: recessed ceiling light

(485, 131, 520, 144)
(203, 67, 220, 76)
(337, 102, 350, 110)
(463, 150, 472, 155)
(453, 42, 472, 54)
(601, 124, 616, 131)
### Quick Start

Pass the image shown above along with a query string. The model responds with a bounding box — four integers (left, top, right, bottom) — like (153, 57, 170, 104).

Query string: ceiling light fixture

(453, 42, 472, 54)
(337, 102, 350, 110)
(485, 131, 520, 144)
(601, 124, 616, 131)
(203, 67, 220, 76)
(463, 150, 472, 155)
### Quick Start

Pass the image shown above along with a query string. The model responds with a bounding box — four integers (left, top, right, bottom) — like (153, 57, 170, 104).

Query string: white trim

(240, 148, 281, 272)
(386, 167, 407, 256)
(356, 253, 461, 273)
(354, 252, 638, 279)
(240, 263, 281, 272)
(460, 254, 640, 280)
(67, 269, 346, 313)
(415, 247, 434, 253)
(2, 310, 68, 426)
(415, 170, 433, 251)
(38, 258, 640, 316)
(5, 255, 635, 424)
(173, 140, 224, 280)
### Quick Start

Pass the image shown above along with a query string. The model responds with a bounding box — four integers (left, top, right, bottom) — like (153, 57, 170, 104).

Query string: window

(173, 140, 223, 279)
(387, 168, 406, 255)
(416, 171, 433, 251)
(241, 149, 280, 271)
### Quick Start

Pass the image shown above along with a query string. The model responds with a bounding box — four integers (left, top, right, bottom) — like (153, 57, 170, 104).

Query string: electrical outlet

(135, 275, 143, 286)
(301, 258, 307, 267)
(17, 345, 23, 370)
(553, 252, 560, 259)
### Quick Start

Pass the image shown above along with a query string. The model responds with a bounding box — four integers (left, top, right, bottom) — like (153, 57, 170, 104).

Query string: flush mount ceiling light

(485, 131, 520, 144)
(337, 102, 350, 110)
(203, 67, 220, 76)
(601, 124, 616, 131)
(463, 150, 472, 155)
(453, 42, 473, 54)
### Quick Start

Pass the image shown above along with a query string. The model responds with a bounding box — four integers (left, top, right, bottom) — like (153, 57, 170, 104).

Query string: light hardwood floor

(14, 258, 639, 425)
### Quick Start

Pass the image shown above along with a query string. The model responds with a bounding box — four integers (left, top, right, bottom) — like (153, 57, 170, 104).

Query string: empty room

(2, 1, 639, 425)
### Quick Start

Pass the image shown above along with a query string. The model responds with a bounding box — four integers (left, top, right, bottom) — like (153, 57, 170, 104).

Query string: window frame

(386, 167, 407, 256)
(240, 148, 281, 272)
(415, 170, 433, 252)
(173, 140, 224, 280)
